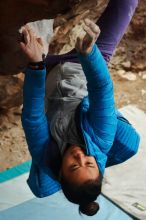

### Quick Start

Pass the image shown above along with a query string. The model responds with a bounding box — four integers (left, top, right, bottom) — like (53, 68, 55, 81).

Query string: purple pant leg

(96, 0, 139, 62)
(46, 0, 139, 68)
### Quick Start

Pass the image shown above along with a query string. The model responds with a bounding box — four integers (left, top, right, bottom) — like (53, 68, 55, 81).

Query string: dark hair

(60, 172, 103, 216)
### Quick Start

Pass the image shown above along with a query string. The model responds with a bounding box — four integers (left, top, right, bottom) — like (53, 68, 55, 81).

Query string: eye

(71, 164, 78, 170)
(86, 162, 93, 165)
(72, 164, 78, 168)
(86, 162, 95, 167)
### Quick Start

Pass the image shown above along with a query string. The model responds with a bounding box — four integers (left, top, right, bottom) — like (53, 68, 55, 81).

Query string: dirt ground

(0, 0, 146, 171)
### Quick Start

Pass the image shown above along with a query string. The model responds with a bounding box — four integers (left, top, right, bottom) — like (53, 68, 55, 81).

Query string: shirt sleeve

(21, 67, 51, 165)
(77, 44, 117, 154)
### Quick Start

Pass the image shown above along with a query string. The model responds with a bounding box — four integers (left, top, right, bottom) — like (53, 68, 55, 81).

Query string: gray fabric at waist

(45, 62, 88, 155)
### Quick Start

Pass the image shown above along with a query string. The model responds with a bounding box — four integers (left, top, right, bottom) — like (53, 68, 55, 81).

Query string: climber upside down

(20, 0, 140, 217)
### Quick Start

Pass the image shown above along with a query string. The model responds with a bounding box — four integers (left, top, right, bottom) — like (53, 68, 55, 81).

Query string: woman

(21, 0, 140, 216)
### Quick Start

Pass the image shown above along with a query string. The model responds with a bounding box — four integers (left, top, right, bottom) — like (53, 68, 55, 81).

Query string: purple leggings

(46, 0, 138, 68)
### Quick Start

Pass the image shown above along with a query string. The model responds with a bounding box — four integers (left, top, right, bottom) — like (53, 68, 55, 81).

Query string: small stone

(111, 56, 123, 65)
(121, 61, 131, 69)
(142, 74, 146, 80)
(117, 70, 126, 76)
(141, 89, 146, 96)
(118, 71, 137, 81)
(136, 63, 146, 71)
(119, 46, 125, 53)
(125, 72, 137, 81)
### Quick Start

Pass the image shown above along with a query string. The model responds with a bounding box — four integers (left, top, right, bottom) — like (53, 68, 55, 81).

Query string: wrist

(28, 61, 46, 70)
(77, 44, 96, 57)
(83, 46, 93, 55)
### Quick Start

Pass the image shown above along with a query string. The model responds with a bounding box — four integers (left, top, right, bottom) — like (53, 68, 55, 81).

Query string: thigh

(45, 0, 138, 67)
(96, 0, 138, 62)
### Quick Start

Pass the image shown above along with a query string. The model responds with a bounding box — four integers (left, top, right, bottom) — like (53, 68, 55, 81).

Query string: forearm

(21, 67, 50, 164)
(77, 44, 112, 89)
(78, 44, 117, 153)
(22, 67, 46, 118)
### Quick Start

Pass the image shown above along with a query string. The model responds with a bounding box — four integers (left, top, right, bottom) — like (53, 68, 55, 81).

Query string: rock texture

(0, 0, 107, 75)
(0, 0, 72, 75)
(0, 0, 146, 127)
(0, 0, 108, 127)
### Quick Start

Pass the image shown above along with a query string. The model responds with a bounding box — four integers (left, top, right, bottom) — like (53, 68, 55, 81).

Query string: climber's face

(60, 145, 99, 185)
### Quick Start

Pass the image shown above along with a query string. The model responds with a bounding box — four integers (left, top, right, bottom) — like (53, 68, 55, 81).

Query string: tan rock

(0, 0, 109, 124)
(141, 89, 146, 96)
(142, 74, 146, 80)
(0, 0, 108, 75)
(0, 75, 23, 109)
(121, 61, 131, 69)
(117, 70, 126, 76)
(118, 71, 137, 81)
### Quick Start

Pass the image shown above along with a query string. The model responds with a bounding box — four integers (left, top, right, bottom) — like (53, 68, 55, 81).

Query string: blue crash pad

(0, 192, 137, 220)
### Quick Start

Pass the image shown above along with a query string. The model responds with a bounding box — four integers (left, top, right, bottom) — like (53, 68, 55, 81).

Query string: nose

(74, 152, 85, 166)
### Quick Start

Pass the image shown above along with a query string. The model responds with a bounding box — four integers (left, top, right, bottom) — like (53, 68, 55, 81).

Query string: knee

(129, 145, 139, 157)
(129, 136, 140, 158)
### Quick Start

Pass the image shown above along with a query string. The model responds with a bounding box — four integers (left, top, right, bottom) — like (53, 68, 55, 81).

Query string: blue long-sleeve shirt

(21, 44, 140, 197)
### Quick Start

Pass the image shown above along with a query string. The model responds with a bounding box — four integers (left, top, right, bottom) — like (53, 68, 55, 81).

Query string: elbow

(128, 134, 140, 158)
(130, 139, 140, 157)
(129, 146, 138, 157)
